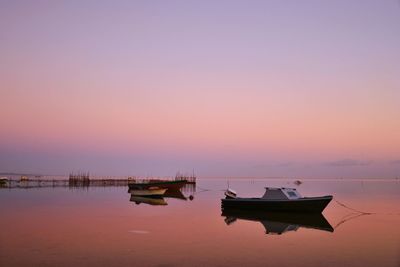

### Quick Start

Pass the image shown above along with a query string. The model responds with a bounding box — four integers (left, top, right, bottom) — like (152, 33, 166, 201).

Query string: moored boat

(129, 187, 167, 197)
(0, 177, 8, 187)
(128, 179, 187, 191)
(222, 187, 332, 213)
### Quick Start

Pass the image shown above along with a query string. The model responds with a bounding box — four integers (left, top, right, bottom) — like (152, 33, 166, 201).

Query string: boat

(130, 195, 168, 206)
(129, 187, 167, 197)
(222, 209, 334, 235)
(294, 180, 302, 185)
(221, 187, 332, 213)
(0, 177, 8, 187)
(128, 179, 187, 191)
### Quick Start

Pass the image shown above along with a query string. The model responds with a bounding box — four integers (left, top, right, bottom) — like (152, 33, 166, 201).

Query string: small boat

(222, 209, 334, 235)
(222, 187, 332, 213)
(128, 179, 187, 191)
(129, 187, 167, 197)
(294, 180, 302, 186)
(0, 177, 8, 187)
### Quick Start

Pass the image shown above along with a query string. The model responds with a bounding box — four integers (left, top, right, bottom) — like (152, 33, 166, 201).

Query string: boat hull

(129, 188, 167, 197)
(221, 196, 333, 213)
(128, 180, 187, 191)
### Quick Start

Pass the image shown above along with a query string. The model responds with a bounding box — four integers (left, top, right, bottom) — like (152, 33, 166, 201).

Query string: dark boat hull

(128, 180, 187, 191)
(222, 196, 333, 213)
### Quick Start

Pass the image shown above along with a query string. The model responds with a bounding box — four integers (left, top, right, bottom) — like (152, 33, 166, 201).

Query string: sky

(0, 0, 399, 178)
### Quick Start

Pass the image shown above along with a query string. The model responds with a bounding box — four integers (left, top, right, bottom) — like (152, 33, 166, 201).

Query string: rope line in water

(333, 198, 374, 215)
(334, 199, 400, 216)
(334, 212, 368, 230)
(195, 186, 212, 192)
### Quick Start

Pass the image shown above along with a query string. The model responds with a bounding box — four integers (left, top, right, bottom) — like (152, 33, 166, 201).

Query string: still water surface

(1, 179, 399, 267)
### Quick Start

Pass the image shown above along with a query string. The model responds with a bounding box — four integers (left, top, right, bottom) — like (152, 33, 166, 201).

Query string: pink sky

(1, 1, 399, 177)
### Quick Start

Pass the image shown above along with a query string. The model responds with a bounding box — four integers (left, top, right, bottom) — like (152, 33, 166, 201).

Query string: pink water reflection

(0, 179, 399, 267)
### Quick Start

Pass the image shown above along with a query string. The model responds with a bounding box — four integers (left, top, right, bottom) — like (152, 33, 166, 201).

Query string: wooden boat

(0, 177, 8, 187)
(221, 187, 332, 213)
(129, 187, 167, 197)
(222, 209, 334, 234)
(128, 179, 187, 191)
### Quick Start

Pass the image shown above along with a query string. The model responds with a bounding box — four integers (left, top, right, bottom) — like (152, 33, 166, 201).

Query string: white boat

(129, 187, 167, 197)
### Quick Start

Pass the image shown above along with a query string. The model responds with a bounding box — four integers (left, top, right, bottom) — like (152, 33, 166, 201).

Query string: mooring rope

(333, 212, 368, 230)
(195, 186, 212, 192)
(333, 198, 374, 215)
(332, 198, 400, 229)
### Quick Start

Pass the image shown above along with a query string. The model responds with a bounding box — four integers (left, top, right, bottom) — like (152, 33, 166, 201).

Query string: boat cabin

(224, 187, 303, 200)
(261, 187, 302, 200)
(225, 188, 237, 199)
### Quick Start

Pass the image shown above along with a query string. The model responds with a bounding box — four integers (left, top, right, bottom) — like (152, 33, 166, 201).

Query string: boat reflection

(130, 195, 168, 206)
(222, 209, 334, 235)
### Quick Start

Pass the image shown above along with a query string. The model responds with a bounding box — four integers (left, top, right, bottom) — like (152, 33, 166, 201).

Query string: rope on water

(196, 186, 212, 192)
(194, 186, 228, 193)
(321, 198, 400, 231)
(334, 212, 368, 230)
(334, 198, 374, 215)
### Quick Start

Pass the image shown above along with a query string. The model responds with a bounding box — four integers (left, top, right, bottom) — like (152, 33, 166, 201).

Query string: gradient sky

(1, 0, 399, 177)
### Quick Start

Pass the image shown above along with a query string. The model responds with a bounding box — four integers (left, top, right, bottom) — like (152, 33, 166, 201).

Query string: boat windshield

(281, 188, 302, 199)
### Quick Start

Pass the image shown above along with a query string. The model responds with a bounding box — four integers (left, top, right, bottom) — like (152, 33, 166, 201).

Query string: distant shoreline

(0, 172, 398, 181)
(0, 172, 44, 176)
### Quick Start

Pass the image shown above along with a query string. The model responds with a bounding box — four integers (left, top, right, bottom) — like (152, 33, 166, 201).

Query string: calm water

(1, 179, 399, 267)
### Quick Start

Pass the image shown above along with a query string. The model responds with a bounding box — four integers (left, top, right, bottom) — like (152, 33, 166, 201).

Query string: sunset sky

(1, 0, 399, 178)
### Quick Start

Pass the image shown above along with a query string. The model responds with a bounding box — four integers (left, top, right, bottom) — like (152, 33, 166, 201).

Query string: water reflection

(130, 195, 168, 206)
(222, 209, 334, 235)
(1, 179, 399, 267)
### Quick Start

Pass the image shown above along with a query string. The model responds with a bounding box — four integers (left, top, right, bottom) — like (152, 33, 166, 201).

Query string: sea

(1, 178, 399, 267)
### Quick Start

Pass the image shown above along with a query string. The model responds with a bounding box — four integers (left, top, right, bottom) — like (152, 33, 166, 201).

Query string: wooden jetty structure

(69, 172, 90, 187)
(0, 174, 197, 190)
(1, 178, 130, 189)
(175, 171, 196, 184)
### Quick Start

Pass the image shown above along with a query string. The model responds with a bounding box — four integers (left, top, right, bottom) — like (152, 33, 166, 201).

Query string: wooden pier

(0, 174, 196, 190)
(69, 172, 90, 186)
(0, 178, 131, 189)
(175, 171, 197, 184)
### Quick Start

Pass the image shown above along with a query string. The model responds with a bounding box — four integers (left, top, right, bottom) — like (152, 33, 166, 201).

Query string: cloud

(326, 159, 373, 167)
